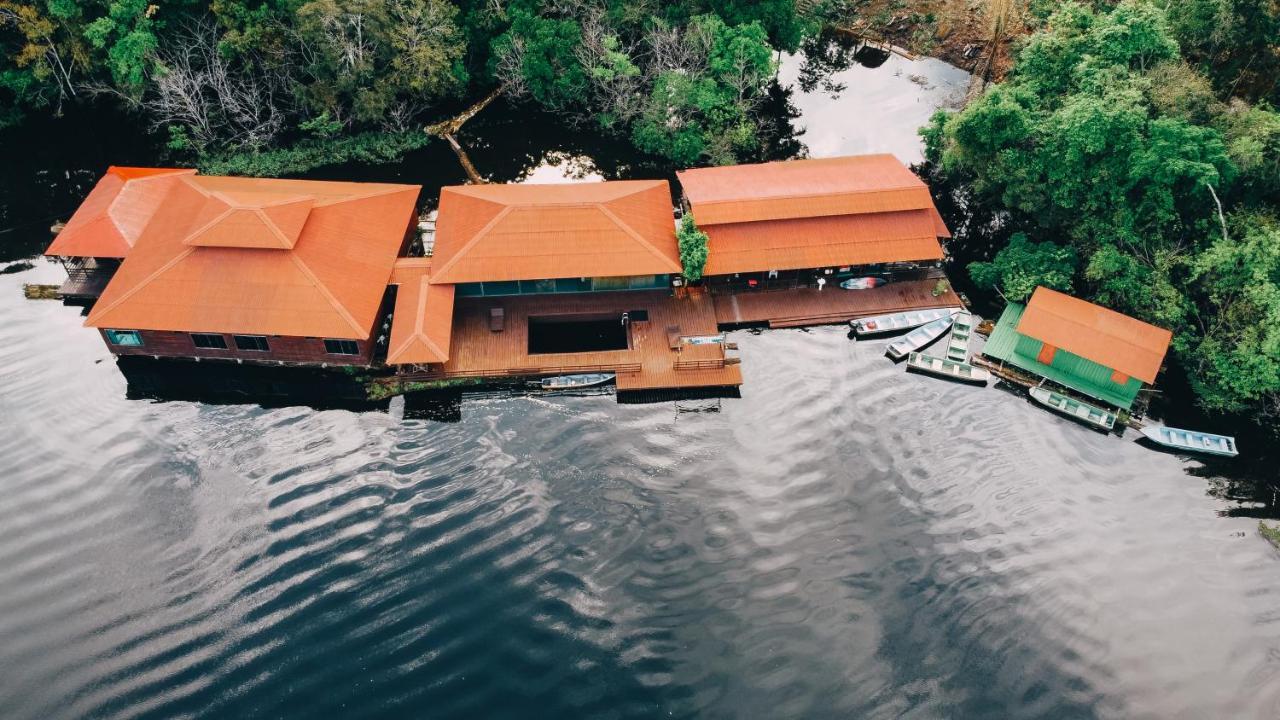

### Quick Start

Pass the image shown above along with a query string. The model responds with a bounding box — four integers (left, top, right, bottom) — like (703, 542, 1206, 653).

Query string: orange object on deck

(1016, 287, 1172, 384)
(430, 181, 682, 284)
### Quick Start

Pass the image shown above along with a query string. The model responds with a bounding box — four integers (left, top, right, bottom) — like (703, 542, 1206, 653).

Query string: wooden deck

(712, 277, 963, 328)
(404, 290, 741, 391)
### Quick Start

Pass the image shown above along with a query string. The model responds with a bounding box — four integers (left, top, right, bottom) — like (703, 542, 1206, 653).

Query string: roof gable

(1016, 287, 1172, 383)
(430, 180, 681, 283)
(182, 186, 315, 249)
(386, 260, 454, 365)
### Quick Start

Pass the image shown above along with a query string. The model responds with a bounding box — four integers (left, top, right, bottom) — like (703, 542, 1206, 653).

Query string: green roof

(983, 303, 1143, 410)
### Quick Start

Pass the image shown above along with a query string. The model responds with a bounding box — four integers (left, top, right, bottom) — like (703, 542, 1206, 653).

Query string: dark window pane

(554, 277, 591, 293)
(324, 339, 359, 355)
(482, 280, 520, 296)
(456, 283, 483, 297)
(233, 335, 270, 351)
(191, 333, 227, 349)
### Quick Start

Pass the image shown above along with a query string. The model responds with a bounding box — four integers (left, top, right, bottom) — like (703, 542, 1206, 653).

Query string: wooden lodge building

(46, 154, 963, 394)
(676, 154, 951, 292)
(981, 287, 1173, 411)
(45, 168, 421, 367)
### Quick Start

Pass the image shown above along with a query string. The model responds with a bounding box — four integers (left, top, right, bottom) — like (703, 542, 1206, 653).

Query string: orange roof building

(983, 287, 1173, 409)
(53, 169, 421, 366)
(430, 181, 681, 284)
(676, 154, 950, 277)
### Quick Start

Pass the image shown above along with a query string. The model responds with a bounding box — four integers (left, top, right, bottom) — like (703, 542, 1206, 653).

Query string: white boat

(906, 352, 990, 384)
(1029, 386, 1117, 431)
(840, 277, 886, 290)
(850, 307, 959, 336)
(1140, 425, 1238, 457)
(946, 310, 974, 362)
(539, 373, 615, 390)
(886, 316, 954, 360)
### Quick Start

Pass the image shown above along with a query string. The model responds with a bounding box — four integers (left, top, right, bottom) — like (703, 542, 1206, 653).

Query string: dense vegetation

(925, 0, 1280, 423)
(0, 0, 812, 171)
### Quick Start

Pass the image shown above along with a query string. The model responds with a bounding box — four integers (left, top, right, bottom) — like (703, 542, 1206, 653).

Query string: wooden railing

(674, 358, 729, 371)
(394, 361, 642, 382)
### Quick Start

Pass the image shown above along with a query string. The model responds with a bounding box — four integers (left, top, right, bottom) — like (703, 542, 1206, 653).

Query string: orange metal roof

(430, 181, 682, 283)
(386, 260, 454, 365)
(45, 167, 195, 258)
(85, 174, 420, 339)
(677, 154, 945, 226)
(1017, 287, 1172, 383)
(702, 210, 945, 275)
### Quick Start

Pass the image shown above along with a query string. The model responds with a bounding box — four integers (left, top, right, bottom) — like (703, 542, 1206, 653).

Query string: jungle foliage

(926, 0, 1280, 421)
(0, 0, 813, 170)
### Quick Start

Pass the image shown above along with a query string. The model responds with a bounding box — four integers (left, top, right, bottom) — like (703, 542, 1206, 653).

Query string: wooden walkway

(403, 290, 741, 391)
(712, 278, 963, 328)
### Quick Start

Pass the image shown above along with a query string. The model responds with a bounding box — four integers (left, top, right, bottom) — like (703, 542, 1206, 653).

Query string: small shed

(982, 287, 1172, 410)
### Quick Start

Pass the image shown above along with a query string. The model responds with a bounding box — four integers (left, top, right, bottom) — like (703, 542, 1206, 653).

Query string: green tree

(677, 214, 710, 282)
(490, 10, 586, 110)
(968, 233, 1079, 302)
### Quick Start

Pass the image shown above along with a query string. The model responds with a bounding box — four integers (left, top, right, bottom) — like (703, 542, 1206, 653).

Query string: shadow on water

(117, 357, 390, 413)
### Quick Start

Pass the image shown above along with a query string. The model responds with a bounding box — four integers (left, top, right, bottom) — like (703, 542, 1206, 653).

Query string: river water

(2, 51, 1279, 719)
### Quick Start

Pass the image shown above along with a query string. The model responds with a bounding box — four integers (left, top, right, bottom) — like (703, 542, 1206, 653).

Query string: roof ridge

(412, 277, 448, 360)
(289, 254, 367, 337)
(595, 202, 681, 273)
(311, 183, 419, 208)
(253, 207, 293, 248)
(86, 247, 196, 326)
(689, 184, 928, 206)
(431, 203, 515, 281)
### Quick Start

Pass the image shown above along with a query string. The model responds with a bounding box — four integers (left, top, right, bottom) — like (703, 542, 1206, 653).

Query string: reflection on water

(4, 51, 1280, 720)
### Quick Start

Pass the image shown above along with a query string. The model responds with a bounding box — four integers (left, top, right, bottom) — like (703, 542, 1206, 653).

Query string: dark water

(4, 52, 1280, 719)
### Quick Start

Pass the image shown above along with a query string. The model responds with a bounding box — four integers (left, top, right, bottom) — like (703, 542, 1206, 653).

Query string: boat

(945, 310, 973, 362)
(539, 373, 615, 390)
(1140, 425, 1238, 457)
(906, 352, 990, 384)
(683, 334, 727, 345)
(850, 307, 958, 336)
(840, 277, 886, 290)
(1028, 386, 1117, 431)
(886, 316, 954, 360)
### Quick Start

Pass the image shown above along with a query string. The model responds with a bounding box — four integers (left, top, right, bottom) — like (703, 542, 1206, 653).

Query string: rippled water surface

(4, 53, 1280, 720)
(3, 266, 1279, 718)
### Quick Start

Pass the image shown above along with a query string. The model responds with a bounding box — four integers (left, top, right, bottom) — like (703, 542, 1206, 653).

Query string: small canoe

(1141, 425, 1238, 457)
(540, 373, 615, 390)
(683, 334, 726, 345)
(945, 310, 973, 362)
(886, 316, 954, 360)
(1029, 386, 1117, 431)
(840, 277, 886, 290)
(906, 352, 990, 385)
(851, 307, 958, 336)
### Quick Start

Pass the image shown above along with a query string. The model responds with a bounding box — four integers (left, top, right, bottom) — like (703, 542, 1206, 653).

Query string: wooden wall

(101, 330, 374, 367)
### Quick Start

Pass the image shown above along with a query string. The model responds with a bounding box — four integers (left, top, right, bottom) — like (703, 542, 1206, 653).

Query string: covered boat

(851, 307, 958, 336)
(539, 373, 615, 390)
(886, 316, 954, 360)
(1140, 425, 1238, 457)
(906, 352, 990, 384)
(1029, 386, 1117, 431)
(946, 310, 973, 362)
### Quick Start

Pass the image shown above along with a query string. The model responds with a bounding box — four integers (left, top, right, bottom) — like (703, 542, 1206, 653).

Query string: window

(324, 339, 359, 355)
(233, 335, 270, 352)
(105, 329, 142, 347)
(191, 333, 227, 349)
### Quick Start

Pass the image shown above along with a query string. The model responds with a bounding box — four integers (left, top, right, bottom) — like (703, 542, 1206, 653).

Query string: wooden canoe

(1029, 386, 1117, 431)
(945, 310, 973, 362)
(906, 352, 990, 385)
(886, 316, 955, 360)
(1140, 425, 1238, 457)
(850, 307, 959, 336)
